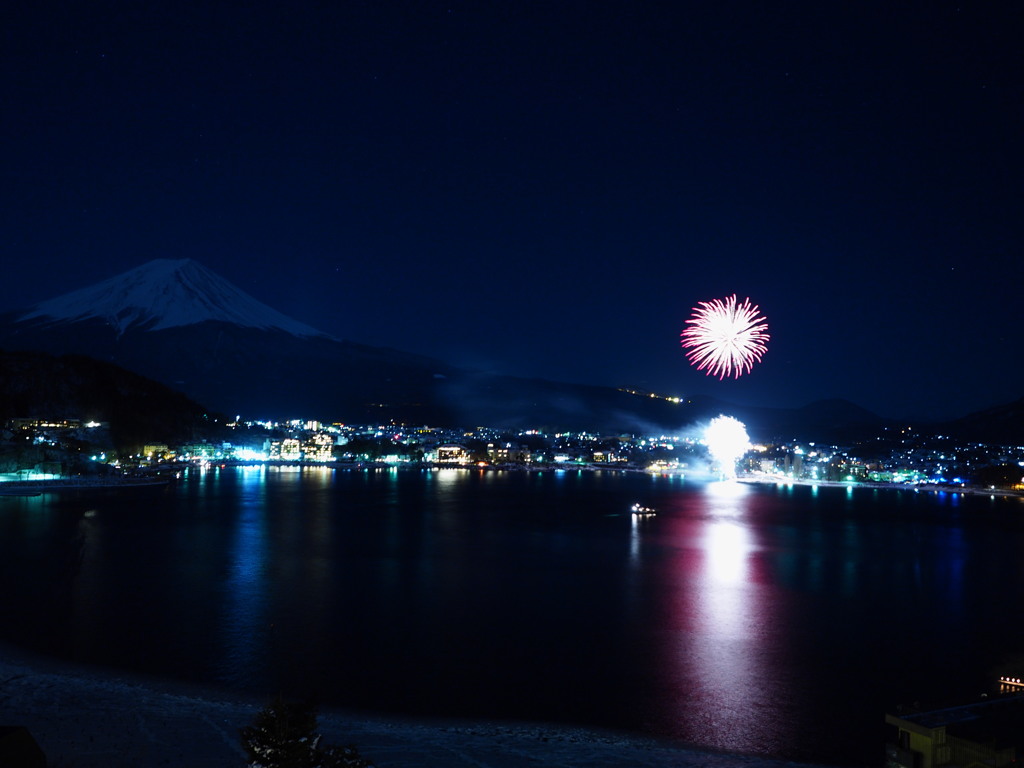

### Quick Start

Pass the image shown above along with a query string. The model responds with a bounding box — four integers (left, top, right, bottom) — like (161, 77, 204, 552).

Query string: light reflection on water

(2, 468, 1024, 766)
(72, 511, 104, 654)
(652, 479, 799, 755)
(219, 465, 269, 684)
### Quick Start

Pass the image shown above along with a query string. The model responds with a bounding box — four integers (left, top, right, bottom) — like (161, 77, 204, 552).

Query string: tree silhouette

(240, 696, 373, 768)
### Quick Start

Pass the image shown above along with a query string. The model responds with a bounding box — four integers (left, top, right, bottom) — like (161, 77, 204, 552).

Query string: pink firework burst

(680, 294, 769, 379)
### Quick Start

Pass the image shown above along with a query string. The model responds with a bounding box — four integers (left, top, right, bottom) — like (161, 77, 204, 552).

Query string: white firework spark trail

(680, 294, 769, 379)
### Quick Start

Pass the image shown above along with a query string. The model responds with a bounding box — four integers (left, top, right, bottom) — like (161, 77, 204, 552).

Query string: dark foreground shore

(0, 645, 836, 768)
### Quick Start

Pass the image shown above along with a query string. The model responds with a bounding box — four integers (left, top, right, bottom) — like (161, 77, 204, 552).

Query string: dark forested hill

(0, 349, 224, 452)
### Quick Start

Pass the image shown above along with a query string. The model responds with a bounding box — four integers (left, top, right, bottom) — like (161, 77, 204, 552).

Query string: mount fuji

(18, 259, 328, 338)
(0, 259, 463, 422)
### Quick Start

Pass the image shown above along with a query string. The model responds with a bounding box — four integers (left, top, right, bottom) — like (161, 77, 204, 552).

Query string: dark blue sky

(3, 2, 1022, 421)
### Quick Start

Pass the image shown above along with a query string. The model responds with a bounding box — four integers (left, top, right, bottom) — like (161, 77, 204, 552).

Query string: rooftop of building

(888, 692, 1024, 749)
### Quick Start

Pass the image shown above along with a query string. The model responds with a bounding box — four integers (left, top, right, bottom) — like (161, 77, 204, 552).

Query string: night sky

(3, 2, 1022, 421)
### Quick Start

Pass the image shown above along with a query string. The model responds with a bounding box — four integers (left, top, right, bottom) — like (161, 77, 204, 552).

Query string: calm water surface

(3, 466, 1024, 765)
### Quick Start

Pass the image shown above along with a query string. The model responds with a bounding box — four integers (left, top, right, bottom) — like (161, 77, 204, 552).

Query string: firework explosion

(704, 415, 751, 478)
(680, 294, 769, 379)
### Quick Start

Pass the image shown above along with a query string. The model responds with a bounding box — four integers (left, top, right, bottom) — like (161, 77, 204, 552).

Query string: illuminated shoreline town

(2, 414, 1023, 495)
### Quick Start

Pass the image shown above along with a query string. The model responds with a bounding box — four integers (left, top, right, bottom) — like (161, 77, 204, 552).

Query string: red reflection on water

(649, 480, 801, 755)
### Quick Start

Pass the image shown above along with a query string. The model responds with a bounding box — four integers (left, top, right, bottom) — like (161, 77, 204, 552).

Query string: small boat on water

(631, 503, 656, 517)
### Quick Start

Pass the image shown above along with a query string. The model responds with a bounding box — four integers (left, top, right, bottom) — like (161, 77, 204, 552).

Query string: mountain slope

(0, 348, 222, 452)
(0, 259, 461, 421)
(940, 397, 1024, 444)
(19, 259, 328, 337)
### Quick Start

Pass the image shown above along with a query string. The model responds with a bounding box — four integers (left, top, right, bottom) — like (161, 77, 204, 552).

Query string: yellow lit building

(487, 443, 530, 464)
(269, 438, 302, 461)
(436, 444, 470, 464)
(302, 432, 334, 462)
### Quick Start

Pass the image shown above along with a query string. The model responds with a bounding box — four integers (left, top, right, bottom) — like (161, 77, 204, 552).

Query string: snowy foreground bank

(0, 647, 835, 768)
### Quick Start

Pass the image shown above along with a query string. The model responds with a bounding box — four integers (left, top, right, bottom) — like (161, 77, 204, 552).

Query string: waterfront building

(302, 432, 334, 462)
(142, 444, 170, 460)
(885, 694, 1023, 768)
(436, 444, 471, 464)
(269, 438, 302, 461)
(487, 443, 530, 464)
(179, 443, 219, 460)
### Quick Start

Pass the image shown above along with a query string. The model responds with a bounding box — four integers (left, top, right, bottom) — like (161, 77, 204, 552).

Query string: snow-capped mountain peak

(19, 259, 331, 337)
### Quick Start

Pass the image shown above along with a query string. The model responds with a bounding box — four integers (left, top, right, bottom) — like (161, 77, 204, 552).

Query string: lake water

(2, 466, 1024, 765)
